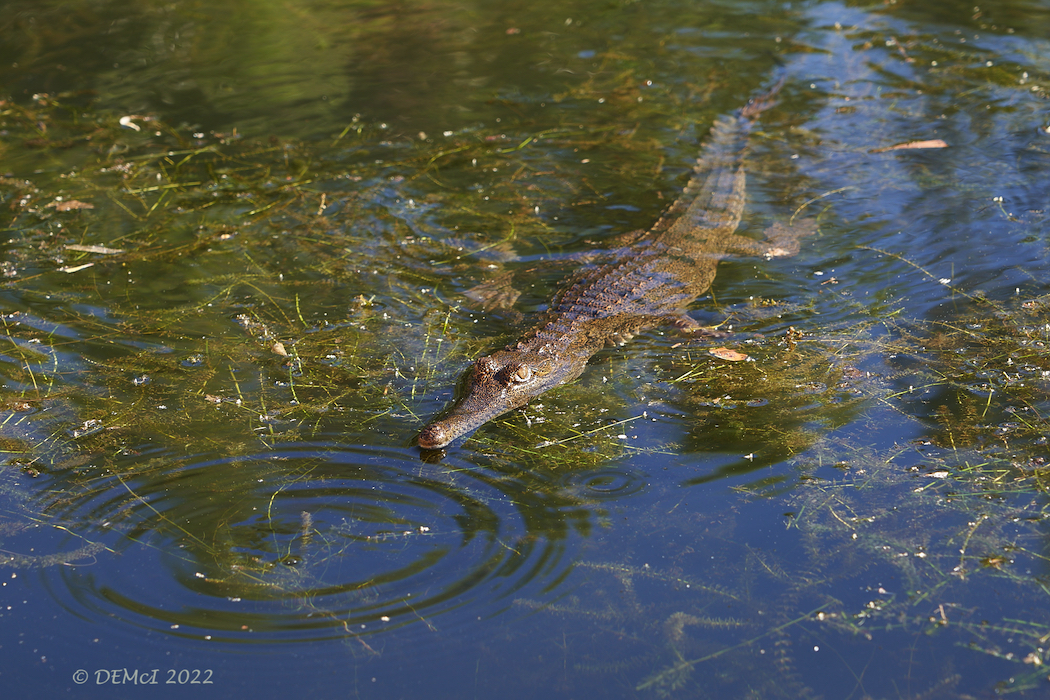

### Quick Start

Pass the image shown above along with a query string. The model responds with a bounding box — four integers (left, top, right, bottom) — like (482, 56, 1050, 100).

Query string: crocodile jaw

(418, 348, 585, 449)
(417, 391, 526, 450)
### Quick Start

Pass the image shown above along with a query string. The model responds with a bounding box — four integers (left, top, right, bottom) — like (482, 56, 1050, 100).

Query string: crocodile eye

(511, 364, 532, 383)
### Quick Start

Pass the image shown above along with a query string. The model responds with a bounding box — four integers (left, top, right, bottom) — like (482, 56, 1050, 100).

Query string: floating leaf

(59, 263, 95, 273)
(65, 244, 124, 254)
(869, 139, 949, 153)
(48, 199, 95, 211)
(709, 347, 748, 362)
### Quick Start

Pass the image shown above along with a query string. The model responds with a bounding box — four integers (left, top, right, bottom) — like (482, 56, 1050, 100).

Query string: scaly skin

(419, 81, 810, 450)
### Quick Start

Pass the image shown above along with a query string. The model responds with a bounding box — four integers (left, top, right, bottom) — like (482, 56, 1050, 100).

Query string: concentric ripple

(34, 442, 579, 643)
(562, 467, 650, 501)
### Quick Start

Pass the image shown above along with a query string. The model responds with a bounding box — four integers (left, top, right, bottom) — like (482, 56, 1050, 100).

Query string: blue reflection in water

(34, 443, 587, 643)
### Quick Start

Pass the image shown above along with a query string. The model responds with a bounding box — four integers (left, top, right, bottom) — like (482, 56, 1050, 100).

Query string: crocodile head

(418, 346, 586, 449)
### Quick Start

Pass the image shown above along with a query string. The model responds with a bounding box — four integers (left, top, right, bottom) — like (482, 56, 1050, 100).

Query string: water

(2, 0, 1049, 697)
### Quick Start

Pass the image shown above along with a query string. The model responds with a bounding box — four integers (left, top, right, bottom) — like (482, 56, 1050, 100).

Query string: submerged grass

(495, 292, 1050, 697)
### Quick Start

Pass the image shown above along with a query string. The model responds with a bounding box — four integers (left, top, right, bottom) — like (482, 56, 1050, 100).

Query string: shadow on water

(1, 0, 1050, 697)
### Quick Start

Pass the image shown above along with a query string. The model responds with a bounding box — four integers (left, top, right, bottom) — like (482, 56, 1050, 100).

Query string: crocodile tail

(644, 74, 788, 241)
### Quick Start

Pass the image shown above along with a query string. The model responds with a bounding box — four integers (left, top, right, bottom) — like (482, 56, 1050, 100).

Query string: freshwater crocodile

(418, 81, 815, 450)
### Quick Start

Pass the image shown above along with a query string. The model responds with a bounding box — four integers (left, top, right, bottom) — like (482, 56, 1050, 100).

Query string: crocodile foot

(605, 331, 635, 347)
(761, 218, 819, 258)
(667, 314, 730, 338)
(464, 272, 523, 312)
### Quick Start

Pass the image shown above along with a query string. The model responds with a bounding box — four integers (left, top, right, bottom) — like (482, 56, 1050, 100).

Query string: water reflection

(29, 442, 588, 642)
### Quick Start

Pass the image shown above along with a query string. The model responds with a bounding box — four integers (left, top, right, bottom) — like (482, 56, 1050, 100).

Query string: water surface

(2, 0, 1049, 697)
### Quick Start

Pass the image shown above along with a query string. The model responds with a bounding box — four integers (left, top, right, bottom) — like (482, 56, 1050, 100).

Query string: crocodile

(418, 81, 815, 450)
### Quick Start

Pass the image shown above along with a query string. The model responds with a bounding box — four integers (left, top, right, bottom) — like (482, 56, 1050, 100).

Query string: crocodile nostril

(418, 423, 450, 449)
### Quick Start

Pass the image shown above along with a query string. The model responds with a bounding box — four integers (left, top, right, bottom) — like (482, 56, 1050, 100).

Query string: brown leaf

(869, 139, 949, 154)
(48, 199, 95, 211)
(709, 347, 749, 362)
